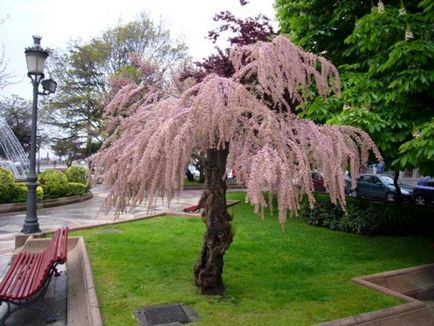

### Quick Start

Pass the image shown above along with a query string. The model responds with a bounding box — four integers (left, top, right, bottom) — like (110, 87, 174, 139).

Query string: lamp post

(37, 135, 41, 174)
(22, 36, 57, 234)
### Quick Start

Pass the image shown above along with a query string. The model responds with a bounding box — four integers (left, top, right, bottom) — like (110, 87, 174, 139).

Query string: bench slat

(21, 252, 45, 298)
(58, 228, 68, 262)
(7, 252, 28, 298)
(0, 227, 68, 301)
(11, 252, 35, 298)
(0, 252, 27, 296)
(29, 250, 53, 297)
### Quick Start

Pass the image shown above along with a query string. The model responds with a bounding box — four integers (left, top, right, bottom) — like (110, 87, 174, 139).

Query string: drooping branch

(230, 35, 341, 110)
(93, 70, 381, 225)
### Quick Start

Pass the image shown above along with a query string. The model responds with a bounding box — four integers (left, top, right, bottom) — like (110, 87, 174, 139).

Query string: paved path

(0, 186, 203, 277)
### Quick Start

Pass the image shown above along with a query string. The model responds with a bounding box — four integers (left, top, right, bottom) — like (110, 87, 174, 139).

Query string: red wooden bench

(183, 204, 202, 213)
(0, 227, 68, 325)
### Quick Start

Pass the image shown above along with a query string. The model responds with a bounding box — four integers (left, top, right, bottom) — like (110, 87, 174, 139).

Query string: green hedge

(65, 166, 88, 185)
(0, 167, 91, 204)
(38, 169, 69, 199)
(0, 168, 15, 204)
(299, 193, 434, 236)
(67, 182, 87, 196)
(13, 183, 44, 203)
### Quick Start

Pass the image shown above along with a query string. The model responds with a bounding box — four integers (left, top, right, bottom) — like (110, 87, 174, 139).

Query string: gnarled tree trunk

(194, 147, 233, 295)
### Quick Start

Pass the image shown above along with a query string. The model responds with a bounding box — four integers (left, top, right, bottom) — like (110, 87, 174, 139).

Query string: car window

(417, 177, 434, 186)
(369, 176, 380, 184)
(379, 176, 394, 185)
(427, 181, 434, 187)
(311, 173, 321, 180)
(358, 175, 369, 182)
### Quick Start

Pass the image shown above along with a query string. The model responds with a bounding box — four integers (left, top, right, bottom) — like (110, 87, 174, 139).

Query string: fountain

(0, 117, 30, 179)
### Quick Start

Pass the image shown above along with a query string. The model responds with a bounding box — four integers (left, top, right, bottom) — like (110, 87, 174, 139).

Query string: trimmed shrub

(38, 169, 69, 199)
(67, 182, 87, 196)
(0, 168, 15, 204)
(65, 166, 88, 185)
(299, 193, 434, 236)
(13, 183, 44, 202)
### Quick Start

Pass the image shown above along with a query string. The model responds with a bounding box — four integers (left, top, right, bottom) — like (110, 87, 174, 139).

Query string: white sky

(1, 0, 278, 100)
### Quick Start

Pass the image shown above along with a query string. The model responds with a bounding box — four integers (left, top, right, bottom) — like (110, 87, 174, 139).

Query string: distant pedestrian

(226, 168, 234, 184)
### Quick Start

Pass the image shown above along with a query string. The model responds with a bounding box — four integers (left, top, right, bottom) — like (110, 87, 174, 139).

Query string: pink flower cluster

(92, 36, 382, 225)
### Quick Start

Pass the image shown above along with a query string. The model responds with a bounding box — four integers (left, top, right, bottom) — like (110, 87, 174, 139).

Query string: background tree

(0, 46, 15, 90)
(275, 0, 372, 66)
(276, 0, 434, 181)
(338, 1, 434, 179)
(0, 15, 15, 90)
(92, 34, 381, 295)
(42, 38, 110, 159)
(50, 137, 82, 167)
(181, 10, 276, 82)
(0, 95, 35, 153)
(43, 12, 188, 160)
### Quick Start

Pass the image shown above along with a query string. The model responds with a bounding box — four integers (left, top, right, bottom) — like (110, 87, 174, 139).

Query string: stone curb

(0, 192, 93, 214)
(65, 199, 240, 233)
(352, 263, 434, 303)
(69, 237, 104, 326)
(318, 301, 428, 326)
(183, 184, 245, 190)
(317, 264, 434, 325)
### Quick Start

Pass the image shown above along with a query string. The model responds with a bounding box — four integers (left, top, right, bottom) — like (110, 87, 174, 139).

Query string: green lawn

(183, 178, 204, 186)
(72, 192, 434, 325)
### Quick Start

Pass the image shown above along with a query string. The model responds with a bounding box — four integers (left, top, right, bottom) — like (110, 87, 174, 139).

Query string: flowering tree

(92, 35, 381, 295)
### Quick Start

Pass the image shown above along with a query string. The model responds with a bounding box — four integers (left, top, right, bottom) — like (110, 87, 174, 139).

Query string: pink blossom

(92, 36, 382, 226)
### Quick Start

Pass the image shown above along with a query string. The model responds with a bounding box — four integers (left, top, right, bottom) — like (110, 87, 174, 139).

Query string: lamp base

(21, 223, 41, 234)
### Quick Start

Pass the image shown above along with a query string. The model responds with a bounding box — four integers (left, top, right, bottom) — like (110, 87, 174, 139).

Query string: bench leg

(18, 304, 56, 324)
(0, 268, 58, 325)
(0, 301, 11, 326)
(53, 267, 62, 277)
(0, 299, 57, 325)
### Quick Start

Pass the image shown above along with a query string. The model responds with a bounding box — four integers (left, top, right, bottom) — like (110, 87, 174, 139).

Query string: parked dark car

(311, 172, 326, 192)
(355, 174, 413, 202)
(413, 177, 434, 206)
(344, 174, 356, 196)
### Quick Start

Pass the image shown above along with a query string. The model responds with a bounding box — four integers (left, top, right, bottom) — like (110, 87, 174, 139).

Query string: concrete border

(0, 191, 93, 214)
(318, 264, 434, 325)
(63, 198, 239, 233)
(318, 301, 430, 326)
(352, 264, 434, 302)
(67, 237, 103, 326)
(183, 184, 245, 190)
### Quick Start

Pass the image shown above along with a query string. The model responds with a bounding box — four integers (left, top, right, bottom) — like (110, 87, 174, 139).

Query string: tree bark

(194, 147, 233, 295)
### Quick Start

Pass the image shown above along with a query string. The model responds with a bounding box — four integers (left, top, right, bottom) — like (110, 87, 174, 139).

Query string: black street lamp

(22, 36, 57, 234)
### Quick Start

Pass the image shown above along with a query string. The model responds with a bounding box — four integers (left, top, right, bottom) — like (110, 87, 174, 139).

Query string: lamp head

(25, 36, 49, 78)
(41, 78, 57, 94)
